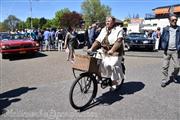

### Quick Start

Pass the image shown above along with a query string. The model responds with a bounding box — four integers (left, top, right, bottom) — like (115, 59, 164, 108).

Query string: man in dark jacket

(160, 14, 180, 87)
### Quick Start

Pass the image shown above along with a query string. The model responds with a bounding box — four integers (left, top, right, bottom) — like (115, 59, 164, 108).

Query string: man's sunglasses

(171, 19, 178, 22)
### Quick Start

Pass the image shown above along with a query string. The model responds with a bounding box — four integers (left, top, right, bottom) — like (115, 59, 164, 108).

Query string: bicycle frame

(69, 51, 125, 110)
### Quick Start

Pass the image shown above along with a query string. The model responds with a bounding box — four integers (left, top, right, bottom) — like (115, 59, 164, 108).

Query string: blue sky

(0, 0, 180, 22)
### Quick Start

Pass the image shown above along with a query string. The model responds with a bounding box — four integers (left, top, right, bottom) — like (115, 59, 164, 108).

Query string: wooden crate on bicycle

(72, 54, 99, 73)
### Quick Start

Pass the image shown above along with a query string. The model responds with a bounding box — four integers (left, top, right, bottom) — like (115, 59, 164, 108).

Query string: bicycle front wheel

(69, 73, 98, 110)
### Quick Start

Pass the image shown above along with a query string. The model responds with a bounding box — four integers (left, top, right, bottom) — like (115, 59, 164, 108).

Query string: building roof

(152, 4, 180, 10)
(152, 4, 180, 14)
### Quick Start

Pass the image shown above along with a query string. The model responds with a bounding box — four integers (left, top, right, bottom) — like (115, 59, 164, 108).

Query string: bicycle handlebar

(87, 51, 97, 56)
(83, 49, 98, 56)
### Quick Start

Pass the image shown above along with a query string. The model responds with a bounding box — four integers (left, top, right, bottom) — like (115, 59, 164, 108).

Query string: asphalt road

(0, 50, 179, 120)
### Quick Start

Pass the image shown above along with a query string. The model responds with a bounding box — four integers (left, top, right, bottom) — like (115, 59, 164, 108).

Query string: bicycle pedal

(101, 84, 107, 89)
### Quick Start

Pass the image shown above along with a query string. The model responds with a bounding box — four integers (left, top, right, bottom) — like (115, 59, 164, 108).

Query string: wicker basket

(72, 54, 99, 73)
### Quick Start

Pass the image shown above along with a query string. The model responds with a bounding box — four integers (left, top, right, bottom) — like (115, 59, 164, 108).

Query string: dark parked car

(74, 31, 86, 49)
(124, 32, 155, 51)
(0, 33, 40, 58)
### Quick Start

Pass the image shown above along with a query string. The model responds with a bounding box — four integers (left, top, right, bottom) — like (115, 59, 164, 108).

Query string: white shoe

(70, 60, 74, 63)
(110, 85, 117, 91)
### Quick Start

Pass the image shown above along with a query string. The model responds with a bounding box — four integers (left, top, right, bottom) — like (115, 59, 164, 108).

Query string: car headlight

(130, 40, 134, 43)
(1, 45, 9, 49)
(33, 43, 39, 47)
(143, 41, 149, 44)
(2, 45, 6, 49)
(35, 43, 39, 47)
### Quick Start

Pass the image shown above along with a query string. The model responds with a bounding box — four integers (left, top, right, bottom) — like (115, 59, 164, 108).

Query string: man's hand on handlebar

(87, 49, 96, 56)
(107, 49, 114, 55)
(87, 48, 92, 53)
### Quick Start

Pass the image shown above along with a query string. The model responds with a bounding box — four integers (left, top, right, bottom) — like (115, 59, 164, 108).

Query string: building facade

(143, 4, 180, 31)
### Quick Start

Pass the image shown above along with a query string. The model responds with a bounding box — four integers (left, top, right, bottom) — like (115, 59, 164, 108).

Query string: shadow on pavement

(117, 81, 145, 95)
(125, 50, 163, 58)
(126, 49, 155, 52)
(0, 87, 37, 115)
(3, 52, 47, 61)
(80, 81, 145, 112)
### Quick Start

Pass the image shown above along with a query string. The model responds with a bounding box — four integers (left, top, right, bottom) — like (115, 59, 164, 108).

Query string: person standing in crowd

(87, 25, 92, 48)
(147, 30, 153, 38)
(88, 16, 125, 90)
(88, 23, 97, 48)
(50, 29, 55, 50)
(156, 27, 161, 50)
(160, 14, 180, 87)
(43, 28, 50, 51)
(84, 26, 90, 49)
(152, 27, 161, 51)
(55, 29, 64, 51)
(37, 29, 43, 51)
(63, 26, 77, 62)
(30, 30, 37, 40)
(95, 23, 102, 39)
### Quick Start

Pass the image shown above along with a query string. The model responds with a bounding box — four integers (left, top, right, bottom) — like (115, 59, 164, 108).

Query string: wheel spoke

(70, 74, 97, 109)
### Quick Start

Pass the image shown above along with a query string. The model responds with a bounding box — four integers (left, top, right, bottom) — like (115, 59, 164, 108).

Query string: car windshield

(11, 34, 28, 40)
(0, 33, 11, 40)
(0, 34, 29, 41)
(128, 33, 147, 38)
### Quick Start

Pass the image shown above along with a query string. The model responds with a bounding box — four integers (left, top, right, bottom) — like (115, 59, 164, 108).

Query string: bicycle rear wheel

(69, 73, 98, 110)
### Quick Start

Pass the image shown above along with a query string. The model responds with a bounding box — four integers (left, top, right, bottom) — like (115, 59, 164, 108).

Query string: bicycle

(69, 51, 125, 110)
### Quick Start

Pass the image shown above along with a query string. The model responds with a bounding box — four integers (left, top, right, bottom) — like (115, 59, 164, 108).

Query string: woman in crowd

(63, 26, 77, 62)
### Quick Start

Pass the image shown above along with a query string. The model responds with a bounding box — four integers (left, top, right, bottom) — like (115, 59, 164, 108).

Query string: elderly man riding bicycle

(88, 16, 125, 90)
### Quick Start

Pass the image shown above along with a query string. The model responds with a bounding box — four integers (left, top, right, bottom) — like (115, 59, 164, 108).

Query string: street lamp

(29, 0, 33, 29)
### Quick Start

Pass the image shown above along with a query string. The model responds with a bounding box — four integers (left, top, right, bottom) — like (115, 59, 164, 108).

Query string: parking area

(0, 50, 179, 120)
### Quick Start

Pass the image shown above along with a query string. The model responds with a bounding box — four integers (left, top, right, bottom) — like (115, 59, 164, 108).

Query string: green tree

(0, 22, 8, 32)
(42, 19, 53, 29)
(3, 15, 21, 31)
(25, 17, 40, 29)
(53, 8, 70, 28)
(32, 18, 39, 29)
(17, 21, 26, 30)
(81, 0, 111, 27)
(39, 17, 47, 29)
(25, 17, 31, 29)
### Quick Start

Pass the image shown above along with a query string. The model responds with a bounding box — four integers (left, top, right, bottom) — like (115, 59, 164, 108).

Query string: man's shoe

(161, 82, 167, 87)
(161, 80, 167, 87)
(110, 85, 117, 91)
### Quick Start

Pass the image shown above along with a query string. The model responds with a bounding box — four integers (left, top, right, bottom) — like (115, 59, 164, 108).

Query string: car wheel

(2, 54, 8, 59)
(29, 52, 37, 57)
(152, 46, 156, 51)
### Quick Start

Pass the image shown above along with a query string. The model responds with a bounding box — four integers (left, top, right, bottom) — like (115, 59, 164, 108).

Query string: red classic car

(0, 33, 40, 58)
